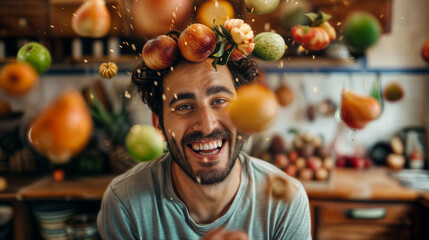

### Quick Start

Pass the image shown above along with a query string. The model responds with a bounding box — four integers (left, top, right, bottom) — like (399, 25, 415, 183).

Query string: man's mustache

(181, 128, 230, 146)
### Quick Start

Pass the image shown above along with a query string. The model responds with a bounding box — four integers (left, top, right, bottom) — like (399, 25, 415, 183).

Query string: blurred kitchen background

(1, 0, 429, 239)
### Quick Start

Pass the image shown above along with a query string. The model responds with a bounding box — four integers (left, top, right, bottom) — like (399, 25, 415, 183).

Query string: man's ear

(152, 112, 166, 141)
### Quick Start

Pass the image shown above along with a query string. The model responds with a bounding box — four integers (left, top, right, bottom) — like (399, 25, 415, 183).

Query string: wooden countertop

(303, 167, 420, 201)
(17, 174, 116, 200)
(1, 167, 427, 202)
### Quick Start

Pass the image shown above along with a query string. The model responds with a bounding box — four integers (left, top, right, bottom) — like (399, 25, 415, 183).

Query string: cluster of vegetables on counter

(255, 131, 335, 182)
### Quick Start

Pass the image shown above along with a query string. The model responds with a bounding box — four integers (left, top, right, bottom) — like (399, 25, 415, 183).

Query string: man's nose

(193, 106, 218, 135)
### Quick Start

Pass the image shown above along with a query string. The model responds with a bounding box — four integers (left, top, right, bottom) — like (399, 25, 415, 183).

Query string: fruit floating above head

(343, 11, 381, 54)
(99, 62, 118, 79)
(253, 32, 286, 61)
(340, 89, 382, 130)
(0, 62, 38, 96)
(228, 84, 279, 134)
(197, 0, 235, 28)
(245, 0, 280, 15)
(27, 89, 93, 165)
(291, 11, 336, 51)
(72, 0, 111, 38)
(17, 42, 51, 74)
(125, 125, 165, 162)
(131, 0, 192, 37)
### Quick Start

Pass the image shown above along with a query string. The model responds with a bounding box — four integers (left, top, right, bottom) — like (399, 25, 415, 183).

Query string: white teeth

(191, 140, 223, 151)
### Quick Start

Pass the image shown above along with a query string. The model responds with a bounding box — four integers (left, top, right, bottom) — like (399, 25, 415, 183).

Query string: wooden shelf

(17, 174, 115, 200)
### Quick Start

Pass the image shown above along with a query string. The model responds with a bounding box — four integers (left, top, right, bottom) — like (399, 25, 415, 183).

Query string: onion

(178, 24, 217, 62)
(142, 35, 179, 70)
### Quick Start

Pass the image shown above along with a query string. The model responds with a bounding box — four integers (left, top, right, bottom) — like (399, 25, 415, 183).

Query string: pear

(72, 0, 111, 38)
(27, 89, 93, 164)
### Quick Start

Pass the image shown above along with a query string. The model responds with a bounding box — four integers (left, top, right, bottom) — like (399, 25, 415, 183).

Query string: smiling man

(97, 57, 311, 239)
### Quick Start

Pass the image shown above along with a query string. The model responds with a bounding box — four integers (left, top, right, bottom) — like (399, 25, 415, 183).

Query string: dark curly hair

(131, 55, 259, 128)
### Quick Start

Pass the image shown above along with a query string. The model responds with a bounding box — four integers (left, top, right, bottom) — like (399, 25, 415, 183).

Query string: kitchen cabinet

(303, 167, 427, 240)
(311, 201, 419, 240)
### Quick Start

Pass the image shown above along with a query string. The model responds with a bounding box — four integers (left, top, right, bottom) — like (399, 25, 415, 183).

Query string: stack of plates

(32, 203, 76, 240)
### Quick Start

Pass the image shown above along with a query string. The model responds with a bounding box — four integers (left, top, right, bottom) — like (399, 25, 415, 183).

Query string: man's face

(160, 59, 247, 185)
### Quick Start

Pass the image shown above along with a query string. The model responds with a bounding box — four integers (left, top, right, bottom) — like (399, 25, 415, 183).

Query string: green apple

(253, 32, 286, 61)
(343, 12, 381, 54)
(125, 124, 165, 162)
(17, 42, 51, 74)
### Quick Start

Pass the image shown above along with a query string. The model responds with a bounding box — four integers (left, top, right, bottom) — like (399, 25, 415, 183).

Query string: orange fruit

(27, 89, 93, 164)
(197, 0, 235, 27)
(0, 62, 38, 96)
(229, 84, 279, 134)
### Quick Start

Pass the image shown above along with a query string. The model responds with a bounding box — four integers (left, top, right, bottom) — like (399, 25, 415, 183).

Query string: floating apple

(125, 125, 164, 162)
(17, 42, 51, 74)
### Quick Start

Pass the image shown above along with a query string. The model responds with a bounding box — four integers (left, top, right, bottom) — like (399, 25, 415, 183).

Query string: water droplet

(162, 94, 166, 101)
(345, 127, 356, 142)
(196, 176, 201, 184)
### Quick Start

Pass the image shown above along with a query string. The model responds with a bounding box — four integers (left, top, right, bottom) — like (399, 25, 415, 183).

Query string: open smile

(186, 138, 227, 161)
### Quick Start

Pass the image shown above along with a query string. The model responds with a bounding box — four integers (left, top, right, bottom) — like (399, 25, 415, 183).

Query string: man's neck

(171, 158, 242, 224)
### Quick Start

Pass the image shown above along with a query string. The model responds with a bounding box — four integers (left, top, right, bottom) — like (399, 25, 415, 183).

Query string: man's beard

(165, 128, 248, 185)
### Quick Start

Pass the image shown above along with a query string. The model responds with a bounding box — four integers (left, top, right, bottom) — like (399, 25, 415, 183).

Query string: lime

(17, 42, 51, 74)
(125, 125, 164, 162)
(253, 32, 286, 61)
(343, 12, 381, 54)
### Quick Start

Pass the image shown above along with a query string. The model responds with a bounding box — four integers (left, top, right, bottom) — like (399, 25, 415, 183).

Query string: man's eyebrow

(169, 93, 195, 107)
(206, 86, 234, 96)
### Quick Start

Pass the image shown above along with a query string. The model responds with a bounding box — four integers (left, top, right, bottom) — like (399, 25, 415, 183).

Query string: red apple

(422, 39, 429, 62)
(284, 164, 298, 177)
(307, 156, 322, 171)
(315, 168, 329, 181)
(298, 168, 314, 181)
(274, 154, 289, 169)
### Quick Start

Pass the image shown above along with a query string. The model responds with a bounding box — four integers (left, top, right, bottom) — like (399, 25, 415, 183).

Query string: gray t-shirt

(97, 152, 311, 240)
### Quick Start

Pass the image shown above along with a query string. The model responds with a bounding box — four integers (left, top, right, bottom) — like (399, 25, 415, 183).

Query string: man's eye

(212, 99, 226, 105)
(176, 105, 193, 111)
